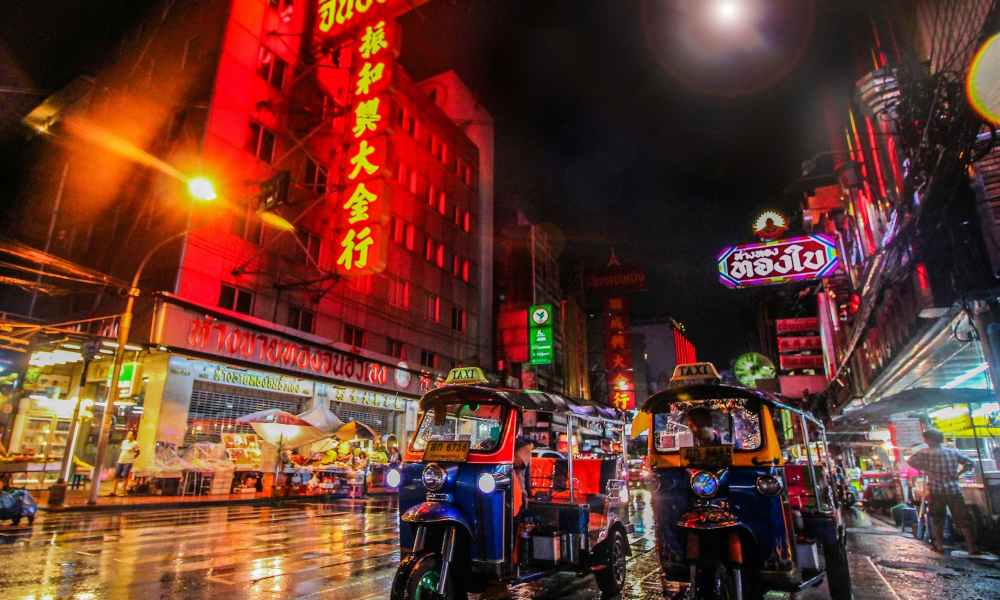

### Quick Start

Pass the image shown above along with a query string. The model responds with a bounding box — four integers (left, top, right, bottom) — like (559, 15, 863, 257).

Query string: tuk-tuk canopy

(638, 383, 824, 428)
(420, 384, 622, 421)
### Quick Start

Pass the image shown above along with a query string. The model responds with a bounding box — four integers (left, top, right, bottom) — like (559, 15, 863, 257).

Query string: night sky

(1, 0, 868, 365)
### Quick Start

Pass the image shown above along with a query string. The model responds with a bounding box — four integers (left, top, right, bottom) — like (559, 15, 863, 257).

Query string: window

(392, 217, 405, 244)
(426, 294, 441, 322)
(652, 400, 763, 452)
(420, 349, 437, 368)
(231, 202, 262, 244)
(452, 255, 461, 277)
(387, 337, 405, 359)
(453, 205, 462, 226)
(435, 243, 446, 269)
(410, 403, 507, 453)
(465, 165, 474, 187)
(388, 279, 411, 309)
(430, 136, 439, 158)
(451, 307, 466, 332)
(343, 324, 365, 347)
(287, 305, 315, 332)
(455, 157, 464, 177)
(248, 122, 276, 163)
(463, 211, 472, 233)
(297, 229, 321, 265)
(409, 171, 420, 195)
(347, 275, 372, 294)
(397, 161, 408, 185)
(394, 106, 406, 129)
(303, 157, 327, 193)
(427, 184, 436, 208)
(462, 259, 470, 283)
(425, 238, 435, 262)
(437, 191, 447, 215)
(405, 224, 416, 251)
(219, 284, 254, 315)
(182, 36, 202, 70)
(257, 48, 287, 90)
(440, 143, 449, 165)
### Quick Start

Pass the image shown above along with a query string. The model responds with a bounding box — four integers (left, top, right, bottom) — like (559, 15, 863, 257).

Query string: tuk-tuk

(389, 367, 631, 599)
(637, 363, 852, 600)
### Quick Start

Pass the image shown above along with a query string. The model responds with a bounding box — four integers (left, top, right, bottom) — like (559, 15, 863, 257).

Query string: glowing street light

(712, 0, 743, 26)
(187, 176, 217, 202)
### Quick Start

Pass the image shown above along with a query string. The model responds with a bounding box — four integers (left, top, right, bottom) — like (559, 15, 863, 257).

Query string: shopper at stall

(907, 428, 978, 555)
(113, 430, 140, 497)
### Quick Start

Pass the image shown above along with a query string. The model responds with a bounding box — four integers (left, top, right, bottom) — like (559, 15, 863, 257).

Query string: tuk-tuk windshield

(653, 398, 763, 452)
(410, 402, 508, 453)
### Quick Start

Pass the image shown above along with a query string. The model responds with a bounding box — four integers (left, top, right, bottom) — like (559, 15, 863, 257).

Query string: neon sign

(717, 234, 840, 288)
(334, 19, 399, 276)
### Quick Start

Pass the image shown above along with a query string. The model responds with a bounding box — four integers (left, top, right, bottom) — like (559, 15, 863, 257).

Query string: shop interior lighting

(928, 405, 967, 420)
(971, 403, 999, 417)
(29, 349, 84, 366)
(100, 340, 144, 352)
(942, 363, 990, 389)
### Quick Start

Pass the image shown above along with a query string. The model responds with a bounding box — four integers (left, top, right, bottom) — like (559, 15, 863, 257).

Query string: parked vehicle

(0, 488, 38, 526)
(638, 362, 852, 600)
(389, 367, 630, 599)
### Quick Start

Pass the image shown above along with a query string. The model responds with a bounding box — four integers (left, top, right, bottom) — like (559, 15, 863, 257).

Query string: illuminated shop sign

(334, 19, 400, 276)
(154, 301, 433, 396)
(605, 296, 634, 410)
(717, 234, 839, 289)
(316, 0, 425, 37)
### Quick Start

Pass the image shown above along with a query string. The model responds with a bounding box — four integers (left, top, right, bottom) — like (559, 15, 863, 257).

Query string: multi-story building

(0, 0, 492, 484)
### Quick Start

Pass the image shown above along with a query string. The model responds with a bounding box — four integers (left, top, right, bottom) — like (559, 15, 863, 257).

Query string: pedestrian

(113, 430, 140, 497)
(907, 428, 978, 555)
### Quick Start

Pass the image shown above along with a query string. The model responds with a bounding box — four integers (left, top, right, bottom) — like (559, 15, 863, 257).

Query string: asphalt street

(0, 495, 997, 599)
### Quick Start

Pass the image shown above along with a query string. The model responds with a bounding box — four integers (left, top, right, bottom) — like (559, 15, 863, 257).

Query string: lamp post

(86, 229, 191, 505)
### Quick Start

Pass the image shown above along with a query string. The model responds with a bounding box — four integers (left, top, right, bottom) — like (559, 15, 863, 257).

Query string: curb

(41, 494, 393, 514)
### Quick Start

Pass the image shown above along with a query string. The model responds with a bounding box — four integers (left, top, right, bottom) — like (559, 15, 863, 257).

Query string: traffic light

(258, 170, 291, 212)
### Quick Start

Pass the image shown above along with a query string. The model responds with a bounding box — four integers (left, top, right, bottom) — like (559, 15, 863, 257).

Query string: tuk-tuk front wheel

(391, 551, 465, 600)
(595, 528, 628, 597)
(823, 538, 853, 600)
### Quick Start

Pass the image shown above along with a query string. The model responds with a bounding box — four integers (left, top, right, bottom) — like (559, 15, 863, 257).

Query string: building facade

(1, 0, 493, 480)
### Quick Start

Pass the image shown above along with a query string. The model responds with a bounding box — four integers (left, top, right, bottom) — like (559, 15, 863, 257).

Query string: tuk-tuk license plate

(424, 440, 471, 462)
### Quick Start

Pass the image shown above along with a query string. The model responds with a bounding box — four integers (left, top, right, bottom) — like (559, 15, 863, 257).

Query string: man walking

(907, 429, 978, 555)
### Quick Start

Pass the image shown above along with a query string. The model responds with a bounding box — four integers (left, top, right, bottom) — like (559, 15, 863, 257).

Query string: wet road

(0, 496, 997, 600)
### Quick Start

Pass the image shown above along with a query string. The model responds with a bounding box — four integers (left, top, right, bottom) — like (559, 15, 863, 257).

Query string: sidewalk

(35, 487, 389, 513)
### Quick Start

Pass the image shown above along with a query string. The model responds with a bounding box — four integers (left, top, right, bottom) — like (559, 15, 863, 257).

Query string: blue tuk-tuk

(637, 363, 852, 600)
(388, 367, 631, 599)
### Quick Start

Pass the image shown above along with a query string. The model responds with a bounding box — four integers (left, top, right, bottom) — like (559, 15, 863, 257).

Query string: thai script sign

(315, 0, 426, 38)
(717, 234, 839, 289)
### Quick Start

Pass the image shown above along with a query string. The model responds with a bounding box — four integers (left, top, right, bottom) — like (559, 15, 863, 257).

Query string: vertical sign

(528, 304, 554, 365)
(334, 19, 400, 276)
(605, 297, 634, 410)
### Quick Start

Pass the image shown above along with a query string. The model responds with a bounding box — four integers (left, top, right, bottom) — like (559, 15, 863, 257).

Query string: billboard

(717, 234, 839, 289)
(528, 304, 554, 365)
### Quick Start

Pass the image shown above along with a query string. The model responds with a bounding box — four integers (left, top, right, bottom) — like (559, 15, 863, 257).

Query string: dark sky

(1, 0, 867, 366)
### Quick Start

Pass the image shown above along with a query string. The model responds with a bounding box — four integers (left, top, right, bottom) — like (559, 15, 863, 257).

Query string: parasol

(236, 408, 329, 448)
(297, 404, 345, 433)
(334, 420, 378, 441)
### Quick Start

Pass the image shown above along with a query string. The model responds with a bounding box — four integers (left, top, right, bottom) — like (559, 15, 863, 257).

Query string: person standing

(113, 430, 140, 497)
(907, 429, 978, 555)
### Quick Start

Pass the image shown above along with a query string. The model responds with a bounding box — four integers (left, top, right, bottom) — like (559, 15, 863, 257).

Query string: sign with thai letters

(717, 234, 839, 289)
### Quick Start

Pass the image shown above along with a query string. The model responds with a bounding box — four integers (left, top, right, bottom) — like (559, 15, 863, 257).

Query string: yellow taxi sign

(669, 362, 721, 385)
(445, 366, 489, 386)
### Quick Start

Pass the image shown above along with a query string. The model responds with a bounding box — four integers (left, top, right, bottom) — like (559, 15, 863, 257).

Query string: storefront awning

(835, 387, 996, 427)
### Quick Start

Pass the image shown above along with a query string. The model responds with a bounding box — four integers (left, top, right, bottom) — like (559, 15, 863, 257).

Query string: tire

(692, 563, 735, 600)
(595, 528, 628, 597)
(390, 551, 465, 600)
(823, 537, 853, 600)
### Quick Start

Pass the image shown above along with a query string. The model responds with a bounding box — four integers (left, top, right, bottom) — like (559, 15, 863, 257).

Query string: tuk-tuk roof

(640, 383, 824, 428)
(420, 384, 622, 420)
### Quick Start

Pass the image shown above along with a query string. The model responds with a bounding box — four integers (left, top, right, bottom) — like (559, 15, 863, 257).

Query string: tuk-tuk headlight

(422, 463, 446, 491)
(477, 472, 497, 494)
(755, 475, 783, 496)
(690, 471, 720, 498)
(385, 468, 402, 488)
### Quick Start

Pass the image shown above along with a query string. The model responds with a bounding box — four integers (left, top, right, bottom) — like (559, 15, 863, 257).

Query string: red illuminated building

(1, 0, 493, 475)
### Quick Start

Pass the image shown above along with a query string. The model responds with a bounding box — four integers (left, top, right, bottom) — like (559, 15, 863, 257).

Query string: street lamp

(86, 182, 293, 504)
(711, 0, 742, 26)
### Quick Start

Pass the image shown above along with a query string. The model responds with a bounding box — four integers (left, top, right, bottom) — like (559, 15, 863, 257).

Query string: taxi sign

(669, 362, 722, 385)
(423, 440, 471, 462)
(445, 366, 489, 386)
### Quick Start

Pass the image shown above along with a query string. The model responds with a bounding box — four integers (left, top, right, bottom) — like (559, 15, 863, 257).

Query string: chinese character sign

(605, 296, 634, 410)
(334, 19, 400, 276)
(717, 234, 839, 289)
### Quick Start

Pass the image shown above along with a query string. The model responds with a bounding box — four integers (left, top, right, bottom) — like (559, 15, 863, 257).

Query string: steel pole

(86, 231, 186, 504)
(59, 353, 93, 481)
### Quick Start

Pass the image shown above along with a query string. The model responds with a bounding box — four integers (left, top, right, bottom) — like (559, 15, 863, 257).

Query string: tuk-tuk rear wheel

(595, 528, 628, 597)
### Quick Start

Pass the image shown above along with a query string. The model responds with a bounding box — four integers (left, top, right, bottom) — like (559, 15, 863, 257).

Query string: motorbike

(0, 488, 38, 526)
